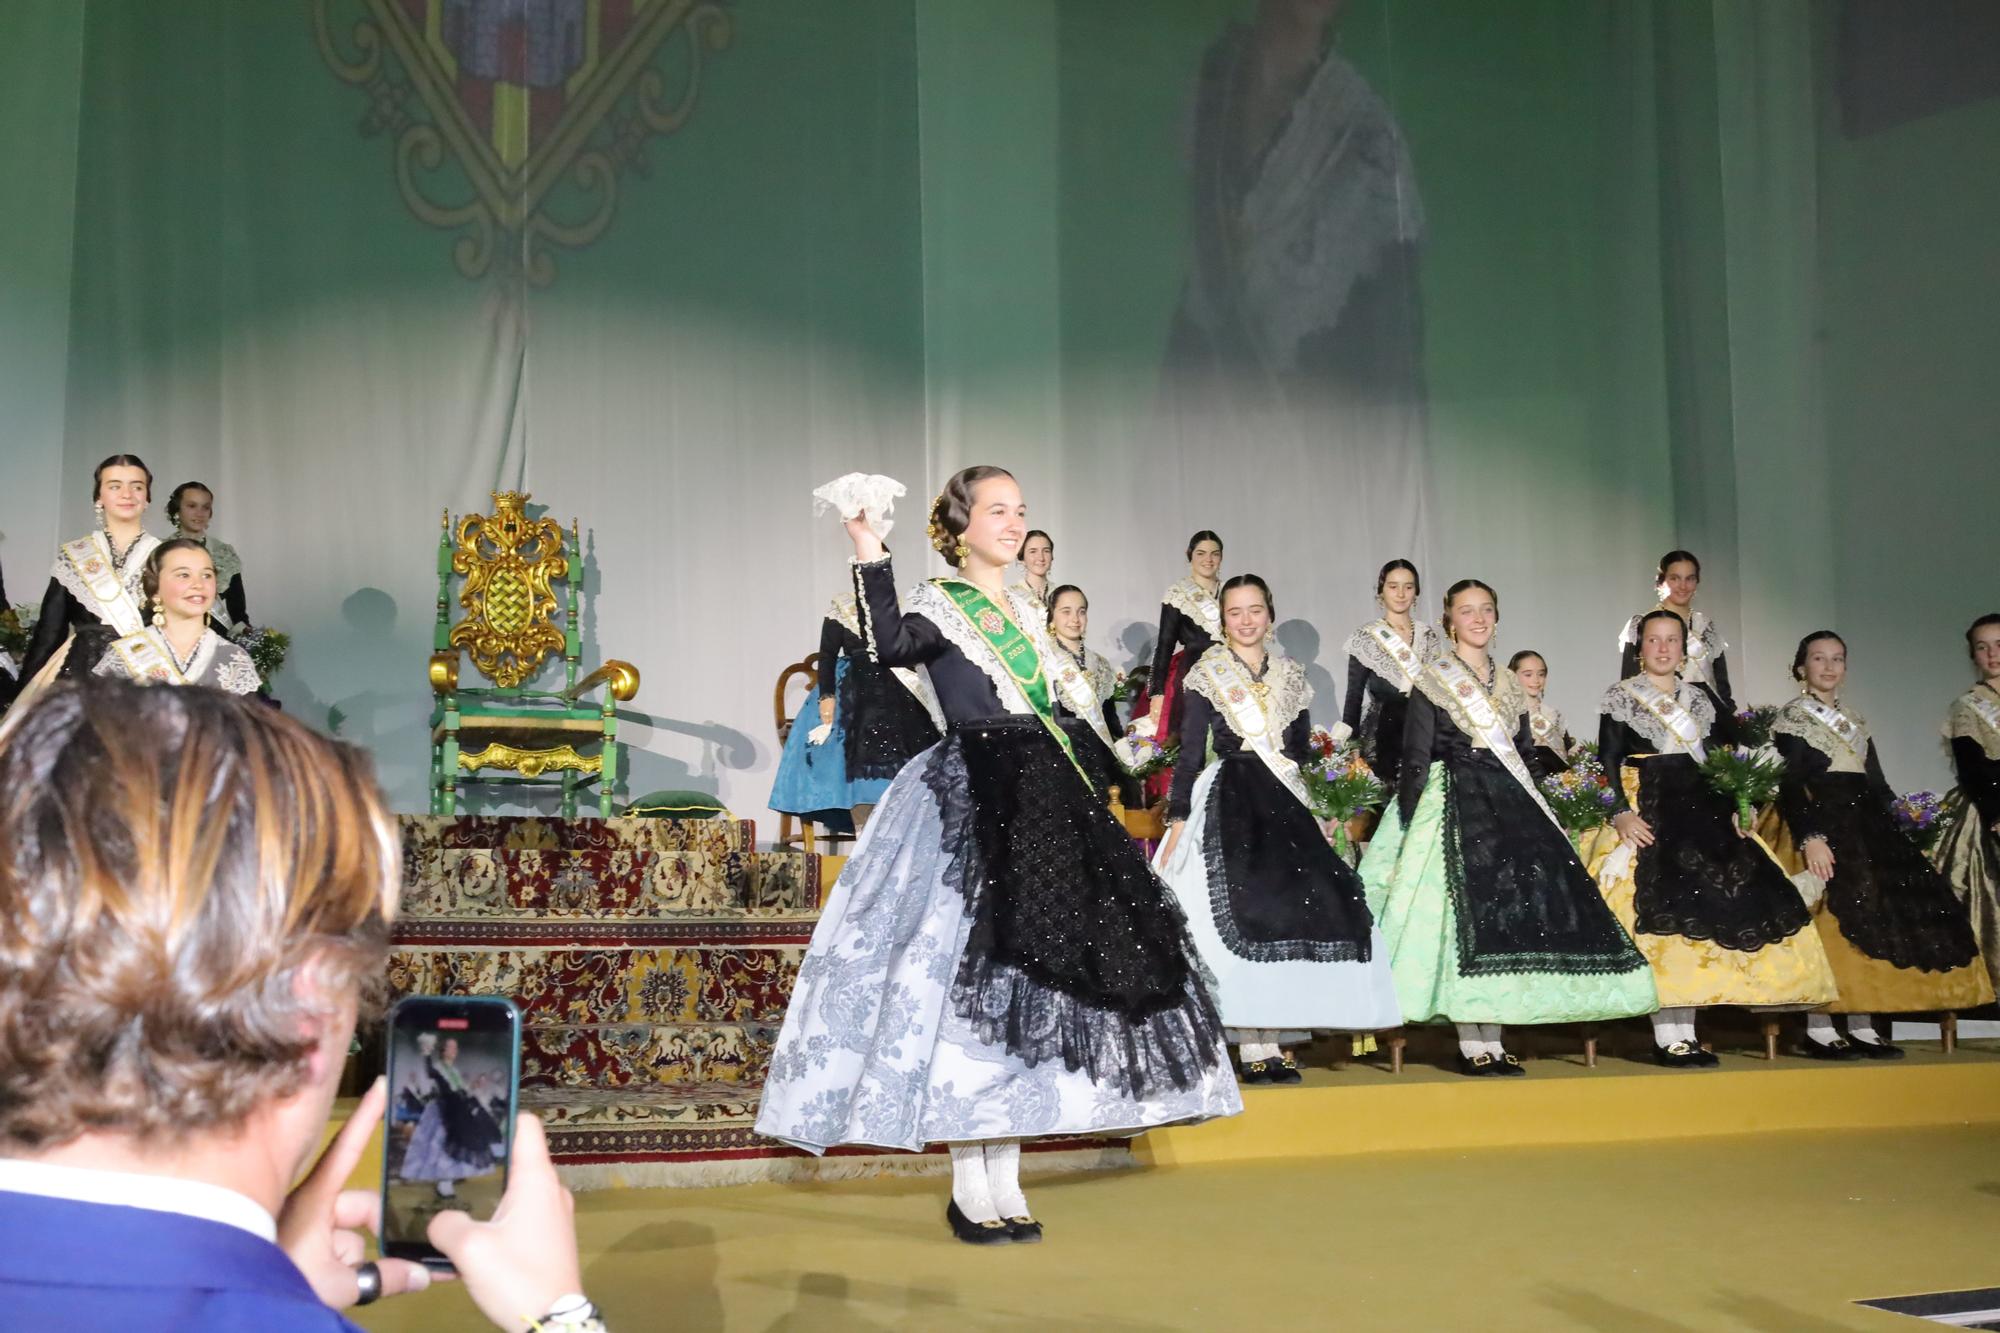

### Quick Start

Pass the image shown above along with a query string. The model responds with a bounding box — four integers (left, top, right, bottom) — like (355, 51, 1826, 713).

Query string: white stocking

(1652, 1008, 1695, 1048)
(984, 1139, 1029, 1220)
(1845, 1015, 1882, 1044)
(1479, 1023, 1505, 1057)
(1455, 1023, 1485, 1059)
(1805, 1012, 1841, 1044)
(949, 1141, 999, 1225)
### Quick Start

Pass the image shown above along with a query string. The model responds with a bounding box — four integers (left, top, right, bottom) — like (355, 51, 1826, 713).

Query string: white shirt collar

(0, 1157, 277, 1242)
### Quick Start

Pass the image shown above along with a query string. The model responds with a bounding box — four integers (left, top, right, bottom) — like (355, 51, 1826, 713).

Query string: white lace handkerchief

(812, 474, 906, 541)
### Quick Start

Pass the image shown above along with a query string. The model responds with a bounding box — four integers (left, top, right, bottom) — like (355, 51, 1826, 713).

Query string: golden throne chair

(428, 492, 640, 819)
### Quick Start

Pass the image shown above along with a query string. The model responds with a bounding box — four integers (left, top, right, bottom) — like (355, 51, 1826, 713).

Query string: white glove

(1330, 722, 1353, 745)
(807, 722, 834, 746)
(812, 474, 906, 541)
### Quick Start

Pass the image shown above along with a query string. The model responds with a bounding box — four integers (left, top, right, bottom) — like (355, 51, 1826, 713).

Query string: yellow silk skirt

(1758, 808, 1994, 1013)
(1580, 767, 1837, 1009)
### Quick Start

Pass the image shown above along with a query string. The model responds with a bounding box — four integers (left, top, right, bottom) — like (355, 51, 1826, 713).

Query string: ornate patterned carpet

(392, 815, 1130, 1188)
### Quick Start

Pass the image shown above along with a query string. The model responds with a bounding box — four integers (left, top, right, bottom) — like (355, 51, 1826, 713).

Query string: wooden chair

(428, 493, 639, 819)
(771, 653, 854, 856)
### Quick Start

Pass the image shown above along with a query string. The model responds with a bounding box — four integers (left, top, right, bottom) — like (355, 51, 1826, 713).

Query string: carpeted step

(388, 945, 806, 1029)
(401, 848, 820, 919)
(401, 813, 759, 855)
(522, 1023, 783, 1089)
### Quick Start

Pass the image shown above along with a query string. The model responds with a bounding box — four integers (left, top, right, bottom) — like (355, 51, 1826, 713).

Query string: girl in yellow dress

(1585, 610, 1838, 1065)
(1758, 631, 1990, 1058)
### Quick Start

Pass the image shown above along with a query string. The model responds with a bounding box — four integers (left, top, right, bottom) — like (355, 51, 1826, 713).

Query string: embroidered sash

(934, 579, 1092, 788)
(1049, 642, 1120, 754)
(61, 534, 146, 636)
(1192, 650, 1312, 808)
(1619, 678, 1708, 761)
(1527, 702, 1568, 759)
(1960, 688, 2000, 756)
(1793, 695, 1866, 762)
(1427, 655, 1564, 831)
(1366, 620, 1423, 693)
(108, 628, 190, 685)
(1163, 578, 1221, 636)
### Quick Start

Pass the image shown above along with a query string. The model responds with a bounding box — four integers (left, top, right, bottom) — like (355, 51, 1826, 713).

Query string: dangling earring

(954, 536, 970, 565)
(95, 502, 106, 530)
(151, 597, 166, 629)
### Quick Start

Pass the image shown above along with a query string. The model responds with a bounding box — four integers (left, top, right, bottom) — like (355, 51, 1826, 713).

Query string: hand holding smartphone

(379, 996, 522, 1272)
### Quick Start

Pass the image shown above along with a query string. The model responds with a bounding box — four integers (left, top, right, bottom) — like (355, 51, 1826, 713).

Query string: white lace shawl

(1948, 688, 2000, 761)
(93, 627, 261, 695)
(51, 531, 159, 617)
(1774, 697, 1870, 772)
(1600, 678, 1716, 753)
(1162, 577, 1221, 637)
(1342, 618, 1443, 693)
(1414, 659, 1525, 751)
(902, 578, 1032, 716)
(1184, 645, 1311, 740)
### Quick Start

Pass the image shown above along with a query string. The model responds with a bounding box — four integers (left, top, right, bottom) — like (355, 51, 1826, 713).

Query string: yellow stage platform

(1139, 1041, 2000, 1168)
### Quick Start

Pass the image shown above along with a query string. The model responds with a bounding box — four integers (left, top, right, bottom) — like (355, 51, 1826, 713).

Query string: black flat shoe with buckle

(1847, 1036, 1905, 1060)
(1004, 1216, 1044, 1243)
(947, 1199, 1016, 1246)
(1240, 1059, 1275, 1085)
(1271, 1055, 1304, 1084)
(1493, 1051, 1526, 1076)
(1800, 1036, 1860, 1061)
(1654, 1040, 1707, 1069)
(1456, 1052, 1500, 1077)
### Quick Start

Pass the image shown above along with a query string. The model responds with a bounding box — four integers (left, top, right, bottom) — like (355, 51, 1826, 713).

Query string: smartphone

(379, 995, 522, 1271)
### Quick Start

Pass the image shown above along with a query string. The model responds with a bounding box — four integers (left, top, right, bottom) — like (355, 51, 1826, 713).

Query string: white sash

(1163, 578, 1222, 636)
(61, 534, 147, 636)
(1049, 642, 1118, 753)
(1965, 689, 2000, 741)
(1366, 620, 1423, 693)
(1527, 701, 1568, 760)
(1794, 695, 1866, 762)
(1619, 678, 1708, 762)
(109, 628, 190, 685)
(1194, 651, 1312, 808)
(1426, 655, 1564, 832)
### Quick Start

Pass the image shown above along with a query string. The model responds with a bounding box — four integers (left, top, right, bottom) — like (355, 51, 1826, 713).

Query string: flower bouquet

(1301, 726, 1387, 862)
(1112, 717, 1178, 780)
(1731, 704, 1781, 748)
(1539, 748, 1619, 840)
(0, 602, 34, 658)
(1111, 666, 1147, 705)
(232, 625, 290, 689)
(1891, 789, 1953, 855)
(1699, 742, 1786, 826)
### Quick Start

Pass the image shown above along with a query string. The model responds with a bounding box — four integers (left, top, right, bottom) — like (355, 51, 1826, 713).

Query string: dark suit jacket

(0, 1189, 360, 1331)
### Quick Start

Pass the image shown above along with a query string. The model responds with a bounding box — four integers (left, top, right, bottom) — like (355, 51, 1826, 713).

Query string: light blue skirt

(767, 658, 893, 832)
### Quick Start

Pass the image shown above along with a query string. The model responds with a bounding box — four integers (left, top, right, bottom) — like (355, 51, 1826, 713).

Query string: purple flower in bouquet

(1892, 790, 1951, 853)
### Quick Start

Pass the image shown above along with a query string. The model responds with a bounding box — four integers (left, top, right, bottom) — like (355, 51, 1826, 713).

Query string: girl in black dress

(1508, 649, 1574, 782)
(14, 455, 161, 707)
(1339, 559, 1443, 795)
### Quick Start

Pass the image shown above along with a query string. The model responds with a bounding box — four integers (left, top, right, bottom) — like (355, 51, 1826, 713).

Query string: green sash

(934, 578, 1094, 791)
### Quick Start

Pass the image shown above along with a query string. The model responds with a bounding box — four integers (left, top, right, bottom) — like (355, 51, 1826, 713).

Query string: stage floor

(350, 1042, 2000, 1332)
